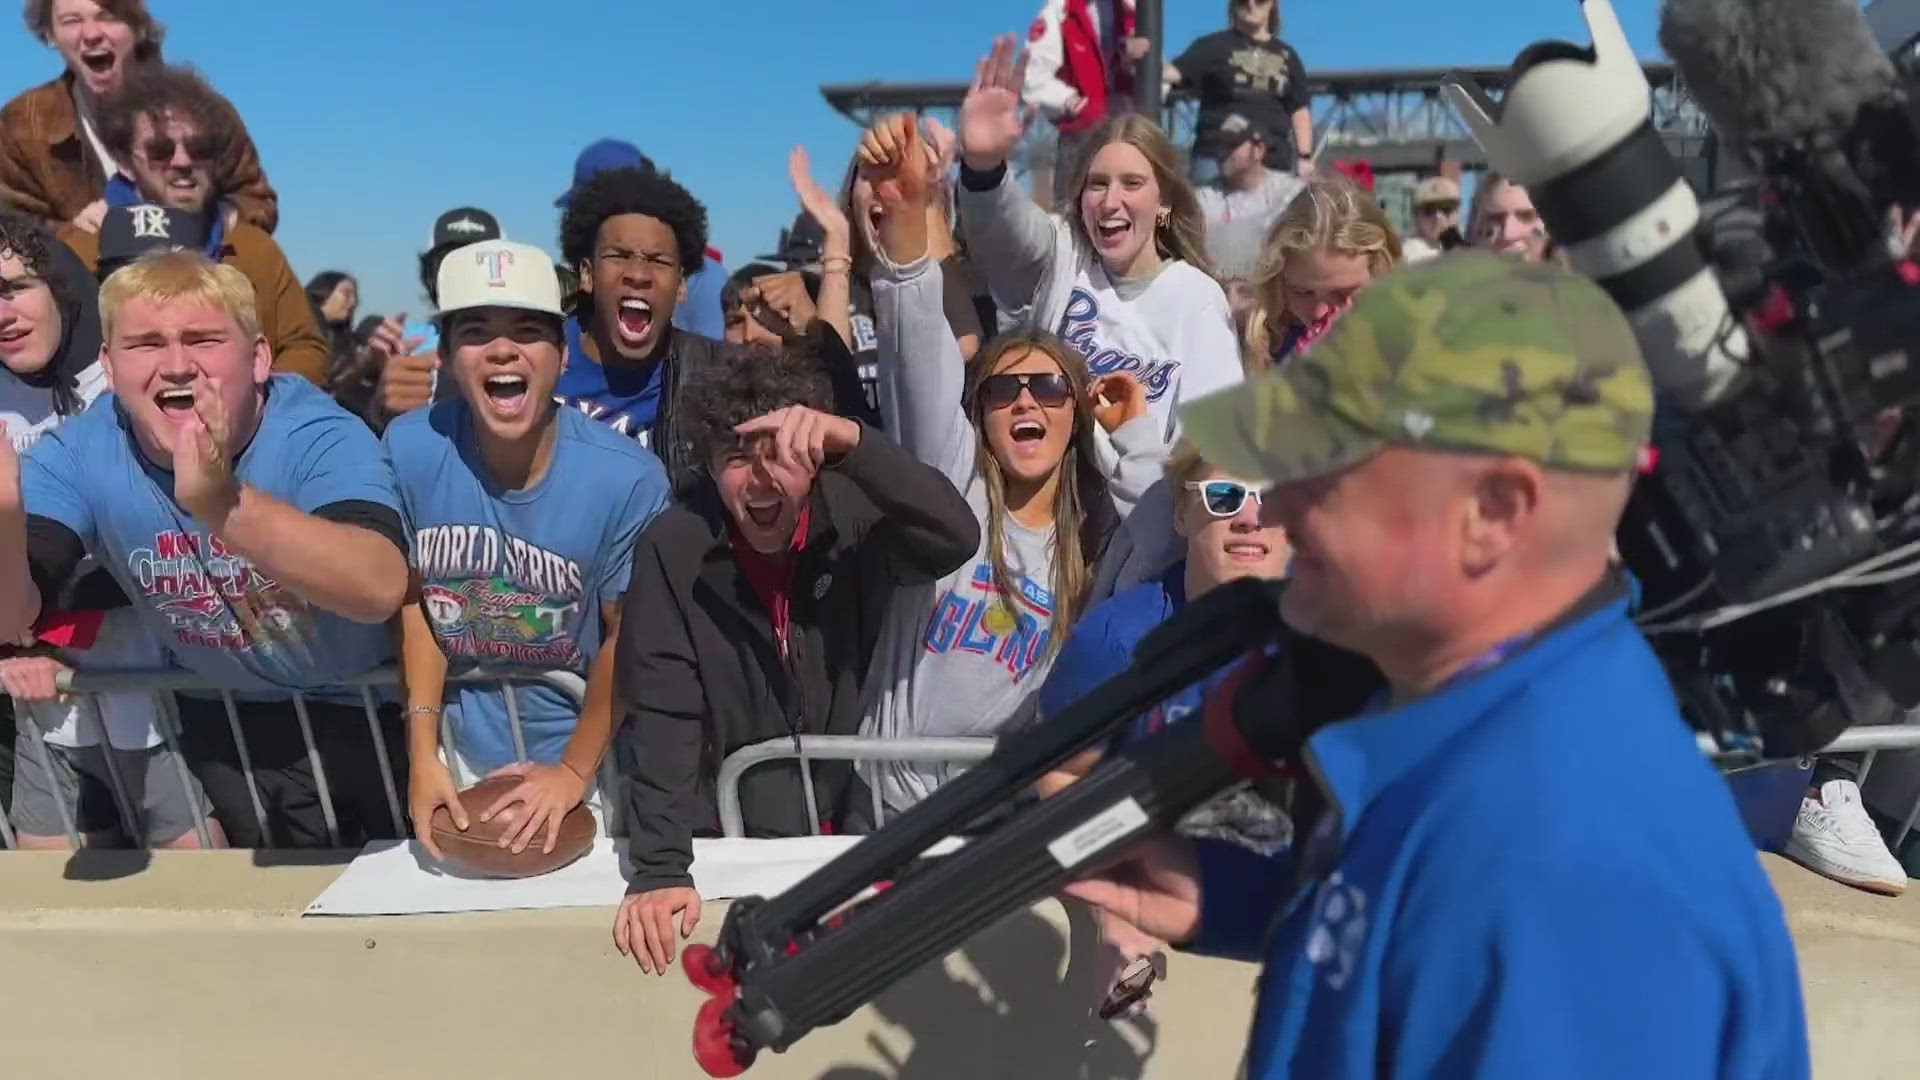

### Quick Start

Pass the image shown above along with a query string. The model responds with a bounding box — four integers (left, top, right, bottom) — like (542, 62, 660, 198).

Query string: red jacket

(1023, 0, 1137, 136)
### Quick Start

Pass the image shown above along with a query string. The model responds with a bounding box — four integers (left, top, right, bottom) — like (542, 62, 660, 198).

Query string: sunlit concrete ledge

(0, 851, 1911, 1078)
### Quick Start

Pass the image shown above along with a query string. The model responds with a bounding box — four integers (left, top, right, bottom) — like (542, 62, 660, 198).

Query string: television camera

(1445, 0, 1920, 761)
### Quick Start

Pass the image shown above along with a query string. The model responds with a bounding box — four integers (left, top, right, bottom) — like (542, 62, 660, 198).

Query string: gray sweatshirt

(857, 252, 1164, 816)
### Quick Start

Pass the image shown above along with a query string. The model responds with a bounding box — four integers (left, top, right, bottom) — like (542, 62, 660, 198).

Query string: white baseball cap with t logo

(433, 239, 564, 321)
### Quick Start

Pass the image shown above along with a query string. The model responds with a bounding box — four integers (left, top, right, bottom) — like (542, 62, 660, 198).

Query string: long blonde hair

(1241, 175, 1400, 374)
(1064, 114, 1215, 277)
(964, 332, 1114, 659)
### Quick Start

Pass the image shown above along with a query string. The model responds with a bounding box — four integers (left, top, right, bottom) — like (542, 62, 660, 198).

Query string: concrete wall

(0, 851, 1911, 1078)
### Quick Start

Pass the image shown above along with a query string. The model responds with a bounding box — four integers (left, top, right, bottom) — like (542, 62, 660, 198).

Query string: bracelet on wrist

(819, 256, 853, 275)
(406, 704, 442, 716)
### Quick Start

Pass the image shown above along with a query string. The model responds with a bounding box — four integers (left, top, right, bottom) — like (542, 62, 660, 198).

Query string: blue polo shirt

(1190, 587, 1809, 1079)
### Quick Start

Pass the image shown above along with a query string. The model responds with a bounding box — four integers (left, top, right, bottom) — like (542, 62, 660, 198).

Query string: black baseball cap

(429, 207, 502, 250)
(97, 204, 213, 279)
(757, 212, 827, 268)
(1217, 113, 1273, 149)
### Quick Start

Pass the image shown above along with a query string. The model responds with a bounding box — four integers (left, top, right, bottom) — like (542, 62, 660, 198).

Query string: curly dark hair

(559, 165, 708, 277)
(0, 210, 52, 280)
(677, 342, 835, 471)
(24, 0, 164, 59)
(96, 63, 240, 166)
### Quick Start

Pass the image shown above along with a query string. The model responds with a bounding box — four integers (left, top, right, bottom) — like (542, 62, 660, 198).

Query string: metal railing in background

(715, 735, 997, 838)
(0, 665, 605, 850)
(1704, 722, 1920, 855)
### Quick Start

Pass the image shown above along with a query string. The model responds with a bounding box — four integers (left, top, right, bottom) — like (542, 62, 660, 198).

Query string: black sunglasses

(976, 371, 1073, 411)
(1185, 479, 1266, 518)
(141, 134, 220, 165)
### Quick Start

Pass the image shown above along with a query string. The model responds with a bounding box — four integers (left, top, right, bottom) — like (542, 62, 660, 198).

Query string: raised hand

(173, 384, 240, 525)
(958, 34, 1030, 171)
(788, 145, 851, 249)
(735, 405, 862, 475)
(922, 115, 959, 177)
(1091, 372, 1147, 434)
(856, 113, 931, 212)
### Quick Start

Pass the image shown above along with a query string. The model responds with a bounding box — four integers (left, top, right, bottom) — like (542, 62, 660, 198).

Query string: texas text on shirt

(383, 398, 670, 776)
(1186, 577, 1809, 1079)
(19, 374, 405, 700)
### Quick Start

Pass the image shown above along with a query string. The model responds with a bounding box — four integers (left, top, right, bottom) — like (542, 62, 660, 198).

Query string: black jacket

(614, 423, 979, 892)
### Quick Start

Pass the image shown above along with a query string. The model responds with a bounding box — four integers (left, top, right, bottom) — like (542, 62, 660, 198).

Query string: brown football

(428, 775, 596, 879)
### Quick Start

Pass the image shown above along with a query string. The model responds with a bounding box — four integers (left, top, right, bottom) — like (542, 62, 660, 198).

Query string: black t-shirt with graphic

(1173, 30, 1310, 166)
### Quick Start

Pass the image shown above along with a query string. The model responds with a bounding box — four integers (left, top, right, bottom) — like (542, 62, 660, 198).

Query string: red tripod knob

(682, 944, 732, 995)
(692, 995, 755, 1077)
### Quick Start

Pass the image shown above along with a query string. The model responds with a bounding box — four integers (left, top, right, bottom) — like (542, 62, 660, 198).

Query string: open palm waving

(958, 34, 1030, 172)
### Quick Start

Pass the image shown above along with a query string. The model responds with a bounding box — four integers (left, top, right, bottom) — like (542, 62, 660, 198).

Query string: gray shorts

(8, 736, 213, 846)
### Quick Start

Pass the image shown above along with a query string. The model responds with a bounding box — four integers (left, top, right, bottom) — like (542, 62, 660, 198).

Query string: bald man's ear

(1461, 459, 1543, 574)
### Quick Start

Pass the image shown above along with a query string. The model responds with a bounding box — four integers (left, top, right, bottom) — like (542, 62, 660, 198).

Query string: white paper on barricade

(302, 835, 964, 918)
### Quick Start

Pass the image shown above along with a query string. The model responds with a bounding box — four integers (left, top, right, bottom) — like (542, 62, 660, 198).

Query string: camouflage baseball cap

(1180, 251, 1654, 486)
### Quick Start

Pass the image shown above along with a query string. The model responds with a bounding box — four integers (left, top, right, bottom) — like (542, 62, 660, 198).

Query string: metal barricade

(1706, 723, 1920, 855)
(712, 727, 1920, 859)
(715, 735, 997, 838)
(0, 665, 608, 850)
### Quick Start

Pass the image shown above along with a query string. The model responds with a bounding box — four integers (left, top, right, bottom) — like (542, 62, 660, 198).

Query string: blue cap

(556, 139, 650, 208)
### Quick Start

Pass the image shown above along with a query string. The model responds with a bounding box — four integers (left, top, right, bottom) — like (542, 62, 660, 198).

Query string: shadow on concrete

(813, 901, 1155, 1080)
(250, 848, 359, 869)
(61, 848, 152, 881)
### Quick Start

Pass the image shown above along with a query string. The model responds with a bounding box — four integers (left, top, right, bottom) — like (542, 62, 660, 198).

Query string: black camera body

(1446, 0, 1920, 761)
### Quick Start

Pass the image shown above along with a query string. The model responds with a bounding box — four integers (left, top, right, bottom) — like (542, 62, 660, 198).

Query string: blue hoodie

(1189, 583, 1808, 1079)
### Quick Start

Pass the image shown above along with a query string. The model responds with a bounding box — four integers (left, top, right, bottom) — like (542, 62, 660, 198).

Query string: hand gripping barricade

(0, 666, 606, 850)
(680, 576, 1385, 1076)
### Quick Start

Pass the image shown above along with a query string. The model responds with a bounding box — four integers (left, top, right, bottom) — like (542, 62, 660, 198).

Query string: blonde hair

(1065, 114, 1215, 277)
(100, 250, 262, 343)
(1241, 175, 1400, 374)
(964, 332, 1115, 660)
(1165, 438, 1209, 489)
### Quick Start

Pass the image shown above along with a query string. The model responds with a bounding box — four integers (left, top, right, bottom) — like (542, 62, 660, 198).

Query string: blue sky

(1, 0, 1667, 318)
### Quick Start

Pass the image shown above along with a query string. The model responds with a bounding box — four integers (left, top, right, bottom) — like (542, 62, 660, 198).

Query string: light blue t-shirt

(20, 375, 403, 702)
(382, 399, 670, 774)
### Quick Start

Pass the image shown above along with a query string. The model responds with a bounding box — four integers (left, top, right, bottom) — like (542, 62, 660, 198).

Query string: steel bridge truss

(819, 61, 1707, 180)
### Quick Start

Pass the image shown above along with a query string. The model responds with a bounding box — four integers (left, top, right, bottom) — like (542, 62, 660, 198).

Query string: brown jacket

(60, 222, 326, 387)
(0, 73, 278, 233)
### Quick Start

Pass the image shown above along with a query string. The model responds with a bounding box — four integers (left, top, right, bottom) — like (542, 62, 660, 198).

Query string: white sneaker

(1785, 779, 1909, 896)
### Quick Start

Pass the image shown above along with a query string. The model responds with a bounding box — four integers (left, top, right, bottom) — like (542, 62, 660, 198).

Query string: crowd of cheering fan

(0, 2, 1908, 1041)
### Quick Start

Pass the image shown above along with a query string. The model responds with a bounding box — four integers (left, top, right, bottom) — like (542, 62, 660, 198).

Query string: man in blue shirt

(385, 239, 670, 859)
(556, 139, 729, 341)
(1070, 253, 1810, 1078)
(0, 250, 413, 848)
(555, 164, 728, 489)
